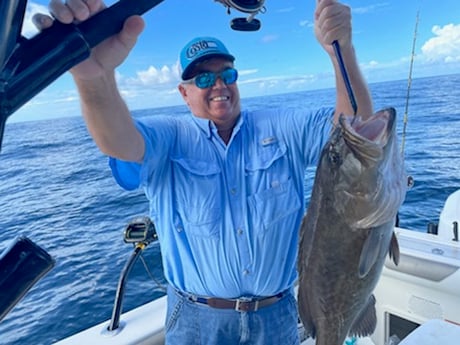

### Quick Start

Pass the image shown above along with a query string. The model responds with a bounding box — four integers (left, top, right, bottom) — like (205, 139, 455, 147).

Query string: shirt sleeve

(109, 157, 141, 191)
(304, 107, 334, 165)
(109, 116, 176, 191)
(272, 106, 334, 167)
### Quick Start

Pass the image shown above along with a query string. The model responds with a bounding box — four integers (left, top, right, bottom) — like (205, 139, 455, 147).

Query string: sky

(9, 0, 460, 122)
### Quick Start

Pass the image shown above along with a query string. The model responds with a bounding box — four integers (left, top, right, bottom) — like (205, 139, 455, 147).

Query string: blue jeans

(165, 285, 300, 345)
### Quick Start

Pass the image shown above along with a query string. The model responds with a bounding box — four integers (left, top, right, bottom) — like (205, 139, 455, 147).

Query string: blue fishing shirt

(110, 107, 333, 298)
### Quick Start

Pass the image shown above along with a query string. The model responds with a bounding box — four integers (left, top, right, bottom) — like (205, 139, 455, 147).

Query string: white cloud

(421, 24, 460, 63)
(111, 62, 183, 109)
(136, 65, 174, 85)
(276, 7, 295, 13)
(358, 22, 460, 82)
(261, 34, 280, 43)
(299, 20, 314, 28)
(122, 62, 181, 87)
(353, 3, 390, 15)
(239, 69, 258, 76)
(360, 60, 381, 71)
(239, 74, 318, 91)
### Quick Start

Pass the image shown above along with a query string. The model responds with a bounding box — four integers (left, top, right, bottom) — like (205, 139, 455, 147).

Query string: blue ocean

(1, 73, 459, 344)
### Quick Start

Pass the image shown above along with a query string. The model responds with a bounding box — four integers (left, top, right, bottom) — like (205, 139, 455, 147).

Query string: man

(35, 0, 372, 344)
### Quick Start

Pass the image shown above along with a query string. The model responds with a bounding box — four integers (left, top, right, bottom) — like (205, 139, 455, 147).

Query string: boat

(53, 189, 460, 345)
(1, 1, 459, 344)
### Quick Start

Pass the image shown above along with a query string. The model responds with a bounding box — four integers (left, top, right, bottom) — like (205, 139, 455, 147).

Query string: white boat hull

(55, 191, 460, 345)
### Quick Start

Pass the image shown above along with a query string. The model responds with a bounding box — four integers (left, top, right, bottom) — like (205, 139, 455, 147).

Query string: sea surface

(0, 74, 459, 344)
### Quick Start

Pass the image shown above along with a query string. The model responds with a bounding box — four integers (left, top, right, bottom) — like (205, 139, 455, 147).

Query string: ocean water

(0, 73, 459, 344)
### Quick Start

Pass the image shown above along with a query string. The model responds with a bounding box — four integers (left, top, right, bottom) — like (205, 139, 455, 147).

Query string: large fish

(297, 108, 406, 345)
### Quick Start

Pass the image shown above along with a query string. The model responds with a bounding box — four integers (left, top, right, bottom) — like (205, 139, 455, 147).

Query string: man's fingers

(32, 13, 54, 30)
(118, 16, 145, 48)
(48, 0, 103, 24)
(64, 0, 91, 21)
(48, 0, 73, 23)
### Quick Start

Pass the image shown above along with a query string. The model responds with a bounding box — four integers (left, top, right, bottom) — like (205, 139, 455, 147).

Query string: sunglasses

(183, 68, 238, 89)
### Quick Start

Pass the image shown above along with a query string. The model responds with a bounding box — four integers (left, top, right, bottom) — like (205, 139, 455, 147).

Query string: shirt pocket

(245, 141, 302, 236)
(247, 178, 301, 235)
(171, 157, 222, 239)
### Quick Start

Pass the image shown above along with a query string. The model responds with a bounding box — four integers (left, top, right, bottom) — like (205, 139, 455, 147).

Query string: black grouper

(297, 108, 407, 345)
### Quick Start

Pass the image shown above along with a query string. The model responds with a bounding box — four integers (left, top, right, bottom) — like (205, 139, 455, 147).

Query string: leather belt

(178, 290, 287, 312)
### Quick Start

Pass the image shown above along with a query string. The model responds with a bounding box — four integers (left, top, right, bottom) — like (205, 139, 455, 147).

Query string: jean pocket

(165, 292, 185, 333)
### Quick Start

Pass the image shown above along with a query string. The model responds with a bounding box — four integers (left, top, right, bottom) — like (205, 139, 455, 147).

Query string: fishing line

(401, 10, 420, 159)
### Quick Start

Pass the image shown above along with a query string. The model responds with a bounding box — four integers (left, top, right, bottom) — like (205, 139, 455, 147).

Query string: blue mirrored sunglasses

(183, 68, 238, 89)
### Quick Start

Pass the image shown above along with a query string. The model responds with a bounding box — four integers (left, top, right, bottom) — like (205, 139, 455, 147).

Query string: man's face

(178, 58, 241, 131)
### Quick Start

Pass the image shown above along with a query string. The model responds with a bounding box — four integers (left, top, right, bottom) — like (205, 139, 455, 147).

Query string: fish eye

(328, 148, 342, 165)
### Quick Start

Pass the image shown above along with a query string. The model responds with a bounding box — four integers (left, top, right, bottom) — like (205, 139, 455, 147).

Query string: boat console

(372, 190, 460, 344)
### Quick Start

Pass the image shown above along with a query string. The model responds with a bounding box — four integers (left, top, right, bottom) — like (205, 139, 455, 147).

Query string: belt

(177, 289, 287, 312)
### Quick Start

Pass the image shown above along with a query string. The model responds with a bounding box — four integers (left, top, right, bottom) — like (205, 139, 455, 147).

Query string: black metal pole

(107, 244, 144, 331)
(0, 0, 165, 152)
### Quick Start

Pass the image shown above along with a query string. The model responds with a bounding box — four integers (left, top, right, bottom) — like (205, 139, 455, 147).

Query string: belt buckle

(235, 299, 259, 312)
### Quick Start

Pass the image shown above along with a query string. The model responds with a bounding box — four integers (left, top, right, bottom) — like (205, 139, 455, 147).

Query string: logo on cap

(186, 40, 219, 59)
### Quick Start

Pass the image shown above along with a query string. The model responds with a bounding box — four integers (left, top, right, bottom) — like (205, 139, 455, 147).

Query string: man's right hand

(32, 0, 145, 81)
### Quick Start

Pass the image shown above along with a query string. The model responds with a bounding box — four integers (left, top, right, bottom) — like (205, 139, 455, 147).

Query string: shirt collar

(191, 115, 213, 139)
(190, 111, 245, 140)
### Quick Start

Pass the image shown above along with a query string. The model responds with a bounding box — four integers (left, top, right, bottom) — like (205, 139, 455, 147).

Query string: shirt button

(237, 228, 243, 235)
(243, 269, 249, 275)
(230, 188, 237, 195)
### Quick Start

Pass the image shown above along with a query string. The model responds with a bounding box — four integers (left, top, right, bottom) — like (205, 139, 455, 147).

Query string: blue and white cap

(180, 37, 235, 80)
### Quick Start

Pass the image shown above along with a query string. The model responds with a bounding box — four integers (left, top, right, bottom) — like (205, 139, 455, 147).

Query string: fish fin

(349, 294, 377, 338)
(388, 232, 400, 266)
(297, 283, 316, 339)
(358, 228, 384, 278)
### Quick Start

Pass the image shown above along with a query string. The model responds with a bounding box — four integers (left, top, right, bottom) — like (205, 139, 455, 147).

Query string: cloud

(276, 7, 295, 13)
(421, 23, 460, 63)
(239, 69, 258, 76)
(300, 20, 314, 28)
(239, 74, 318, 91)
(122, 62, 181, 87)
(352, 3, 390, 15)
(136, 65, 175, 85)
(362, 60, 380, 69)
(358, 23, 460, 81)
(261, 34, 280, 43)
(111, 63, 184, 109)
(22, 2, 50, 38)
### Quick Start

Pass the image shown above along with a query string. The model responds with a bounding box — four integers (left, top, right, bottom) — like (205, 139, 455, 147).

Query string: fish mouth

(339, 108, 396, 162)
(334, 107, 404, 228)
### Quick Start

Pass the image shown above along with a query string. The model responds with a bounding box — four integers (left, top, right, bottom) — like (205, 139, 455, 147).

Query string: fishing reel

(109, 216, 161, 332)
(123, 216, 158, 245)
(215, 0, 266, 31)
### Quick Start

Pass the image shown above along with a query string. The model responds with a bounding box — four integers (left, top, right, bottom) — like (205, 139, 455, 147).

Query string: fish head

(319, 108, 406, 228)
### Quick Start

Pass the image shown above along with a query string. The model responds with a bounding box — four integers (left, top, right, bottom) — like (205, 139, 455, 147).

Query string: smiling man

(178, 37, 241, 144)
(34, 0, 373, 343)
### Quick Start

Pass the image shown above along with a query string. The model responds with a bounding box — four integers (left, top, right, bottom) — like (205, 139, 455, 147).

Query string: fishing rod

(333, 41, 358, 117)
(401, 9, 420, 159)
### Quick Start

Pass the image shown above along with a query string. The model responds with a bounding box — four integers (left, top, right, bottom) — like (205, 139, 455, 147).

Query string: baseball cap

(180, 37, 235, 80)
